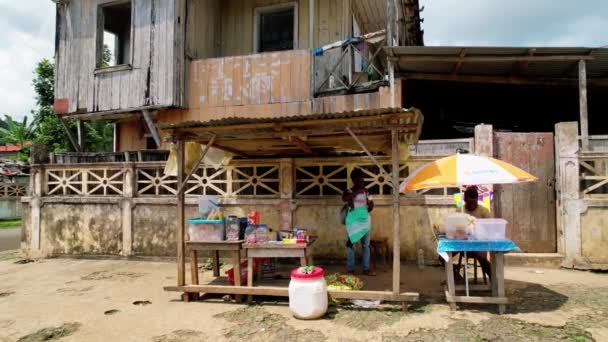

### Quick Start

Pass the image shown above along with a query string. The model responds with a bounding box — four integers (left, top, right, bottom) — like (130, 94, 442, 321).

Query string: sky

(0, 0, 607, 121)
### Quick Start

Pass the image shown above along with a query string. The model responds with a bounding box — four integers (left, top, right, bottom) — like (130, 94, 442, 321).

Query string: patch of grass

(17, 322, 81, 342)
(0, 219, 20, 229)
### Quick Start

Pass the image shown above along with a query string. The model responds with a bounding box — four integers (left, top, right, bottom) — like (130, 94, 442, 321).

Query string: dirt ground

(0, 253, 606, 342)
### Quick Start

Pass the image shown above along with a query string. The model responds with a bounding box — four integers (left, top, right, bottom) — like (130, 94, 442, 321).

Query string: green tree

(31, 58, 113, 153)
(0, 115, 35, 161)
(102, 44, 113, 67)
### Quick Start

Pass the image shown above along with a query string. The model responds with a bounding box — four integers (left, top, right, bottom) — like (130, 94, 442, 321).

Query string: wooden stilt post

(176, 140, 186, 291)
(391, 128, 401, 296)
(578, 60, 589, 151)
(309, 0, 315, 97)
(387, 0, 396, 108)
(58, 117, 81, 152)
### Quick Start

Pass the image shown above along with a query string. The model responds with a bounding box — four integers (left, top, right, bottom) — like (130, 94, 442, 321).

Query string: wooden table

(243, 242, 314, 301)
(185, 240, 244, 301)
(443, 251, 507, 314)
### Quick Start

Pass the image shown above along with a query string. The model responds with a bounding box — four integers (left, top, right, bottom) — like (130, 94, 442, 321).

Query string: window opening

(256, 4, 296, 53)
(98, 1, 132, 67)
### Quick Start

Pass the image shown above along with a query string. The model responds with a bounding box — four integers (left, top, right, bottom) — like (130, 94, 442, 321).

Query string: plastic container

(187, 219, 225, 241)
(289, 267, 328, 319)
(245, 224, 257, 243)
(444, 213, 475, 240)
(474, 218, 508, 240)
(225, 216, 240, 241)
(256, 224, 269, 243)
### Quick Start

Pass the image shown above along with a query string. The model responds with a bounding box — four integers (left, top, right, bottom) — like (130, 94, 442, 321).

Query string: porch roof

(159, 107, 423, 157)
(385, 46, 608, 86)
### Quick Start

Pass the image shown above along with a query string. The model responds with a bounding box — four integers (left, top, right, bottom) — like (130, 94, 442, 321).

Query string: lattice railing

(294, 159, 455, 198)
(137, 163, 280, 197)
(0, 183, 27, 198)
(579, 154, 608, 198)
(46, 167, 126, 196)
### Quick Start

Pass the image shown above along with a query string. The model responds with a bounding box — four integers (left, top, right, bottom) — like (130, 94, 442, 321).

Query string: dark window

(258, 8, 294, 53)
(98, 1, 132, 67)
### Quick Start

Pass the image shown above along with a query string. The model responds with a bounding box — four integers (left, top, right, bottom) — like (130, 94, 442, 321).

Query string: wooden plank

(246, 248, 306, 259)
(579, 60, 589, 150)
(223, 57, 235, 105)
(270, 53, 282, 103)
(208, 58, 224, 107)
(280, 51, 293, 103)
(232, 56, 244, 106)
(199, 60, 209, 107)
(190, 250, 199, 285)
(163, 285, 419, 302)
(445, 291, 508, 304)
(242, 55, 253, 105)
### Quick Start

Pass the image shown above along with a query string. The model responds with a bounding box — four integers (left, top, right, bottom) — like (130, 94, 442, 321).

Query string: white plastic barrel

(288, 267, 328, 319)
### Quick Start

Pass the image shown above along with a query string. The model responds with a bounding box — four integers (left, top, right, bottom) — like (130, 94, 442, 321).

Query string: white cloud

(420, 0, 608, 47)
(0, 0, 55, 121)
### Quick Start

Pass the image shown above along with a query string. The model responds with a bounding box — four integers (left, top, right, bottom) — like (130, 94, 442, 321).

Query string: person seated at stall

(460, 186, 492, 279)
(436, 186, 492, 280)
(342, 168, 376, 276)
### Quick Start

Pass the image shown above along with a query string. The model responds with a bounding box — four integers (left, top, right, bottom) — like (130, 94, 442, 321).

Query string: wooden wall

(186, 0, 221, 59)
(55, 0, 185, 114)
(216, 0, 350, 57)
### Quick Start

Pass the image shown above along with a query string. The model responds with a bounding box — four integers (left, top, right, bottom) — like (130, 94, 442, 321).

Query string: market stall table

(438, 238, 521, 314)
(186, 240, 244, 301)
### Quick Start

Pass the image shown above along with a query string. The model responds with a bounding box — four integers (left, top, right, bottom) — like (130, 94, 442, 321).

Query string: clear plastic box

(444, 213, 475, 239)
(187, 219, 225, 241)
(474, 218, 507, 240)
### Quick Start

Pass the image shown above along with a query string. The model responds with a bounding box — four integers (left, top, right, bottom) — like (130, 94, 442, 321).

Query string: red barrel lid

(291, 266, 324, 279)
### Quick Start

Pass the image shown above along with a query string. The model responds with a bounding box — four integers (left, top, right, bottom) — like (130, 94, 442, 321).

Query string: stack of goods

(281, 228, 309, 244)
(187, 196, 225, 241)
(325, 273, 364, 291)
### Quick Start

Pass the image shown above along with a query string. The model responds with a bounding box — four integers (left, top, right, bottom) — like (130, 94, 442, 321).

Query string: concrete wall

(21, 197, 452, 260)
(0, 199, 21, 220)
(581, 206, 608, 265)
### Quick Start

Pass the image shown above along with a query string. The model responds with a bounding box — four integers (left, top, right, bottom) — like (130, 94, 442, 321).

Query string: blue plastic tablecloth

(437, 237, 521, 253)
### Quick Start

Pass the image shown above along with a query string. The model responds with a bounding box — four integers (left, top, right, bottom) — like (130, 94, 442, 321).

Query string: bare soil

(0, 253, 606, 341)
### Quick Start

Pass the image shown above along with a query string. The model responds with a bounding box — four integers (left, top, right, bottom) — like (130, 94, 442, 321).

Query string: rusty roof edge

(158, 107, 419, 130)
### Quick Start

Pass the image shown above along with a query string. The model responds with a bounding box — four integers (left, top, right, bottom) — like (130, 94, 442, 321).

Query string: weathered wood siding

(55, 0, 185, 114)
(215, 0, 350, 56)
(186, 0, 221, 59)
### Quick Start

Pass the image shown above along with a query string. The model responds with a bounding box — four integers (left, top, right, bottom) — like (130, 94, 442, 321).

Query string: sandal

(363, 270, 377, 276)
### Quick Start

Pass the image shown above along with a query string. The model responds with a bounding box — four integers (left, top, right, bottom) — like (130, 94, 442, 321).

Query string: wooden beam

(452, 48, 467, 74)
(309, 0, 315, 97)
(514, 48, 536, 74)
(579, 60, 589, 151)
(401, 73, 608, 87)
(163, 285, 419, 302)
(387, 0, 396, 107)
(444, 291, 509, 304)
(288, 136, 313, 153)
(58, 117, 82, 152)
(345, 127, 391, 179)
(142, 110, 161, 148)
(176, 140, 185, 287)
(177, 135, 217, 194)
(391, 128, 400, 296)
(389, 53, 594, 63)
(211, 143, 249, 158)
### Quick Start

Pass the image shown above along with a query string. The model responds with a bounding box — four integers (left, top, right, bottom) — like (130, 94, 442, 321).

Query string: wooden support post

(176, 140, 186, 288)
(391, 128, 400, 295)
(58, 117, 81, 152)
(142, 110, 161, 148)
(387, 0, 396, 107)
(309, 0, 315, 97)
(578, 60, 589, 151)
(76, 119, 85, 150)
(113, 122, 118, 152)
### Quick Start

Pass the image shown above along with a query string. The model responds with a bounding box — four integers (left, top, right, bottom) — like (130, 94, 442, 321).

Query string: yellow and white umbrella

(400, 153, 536, 192)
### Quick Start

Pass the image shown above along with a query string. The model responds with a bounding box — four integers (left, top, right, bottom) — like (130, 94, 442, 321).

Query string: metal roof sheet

(159, 107, 413, 130)
(385, 46, 608, 82)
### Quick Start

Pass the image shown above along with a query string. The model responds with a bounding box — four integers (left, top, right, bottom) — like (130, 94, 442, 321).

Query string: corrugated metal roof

(385, 46, 608, 81)
(159, 107, 412, 130)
